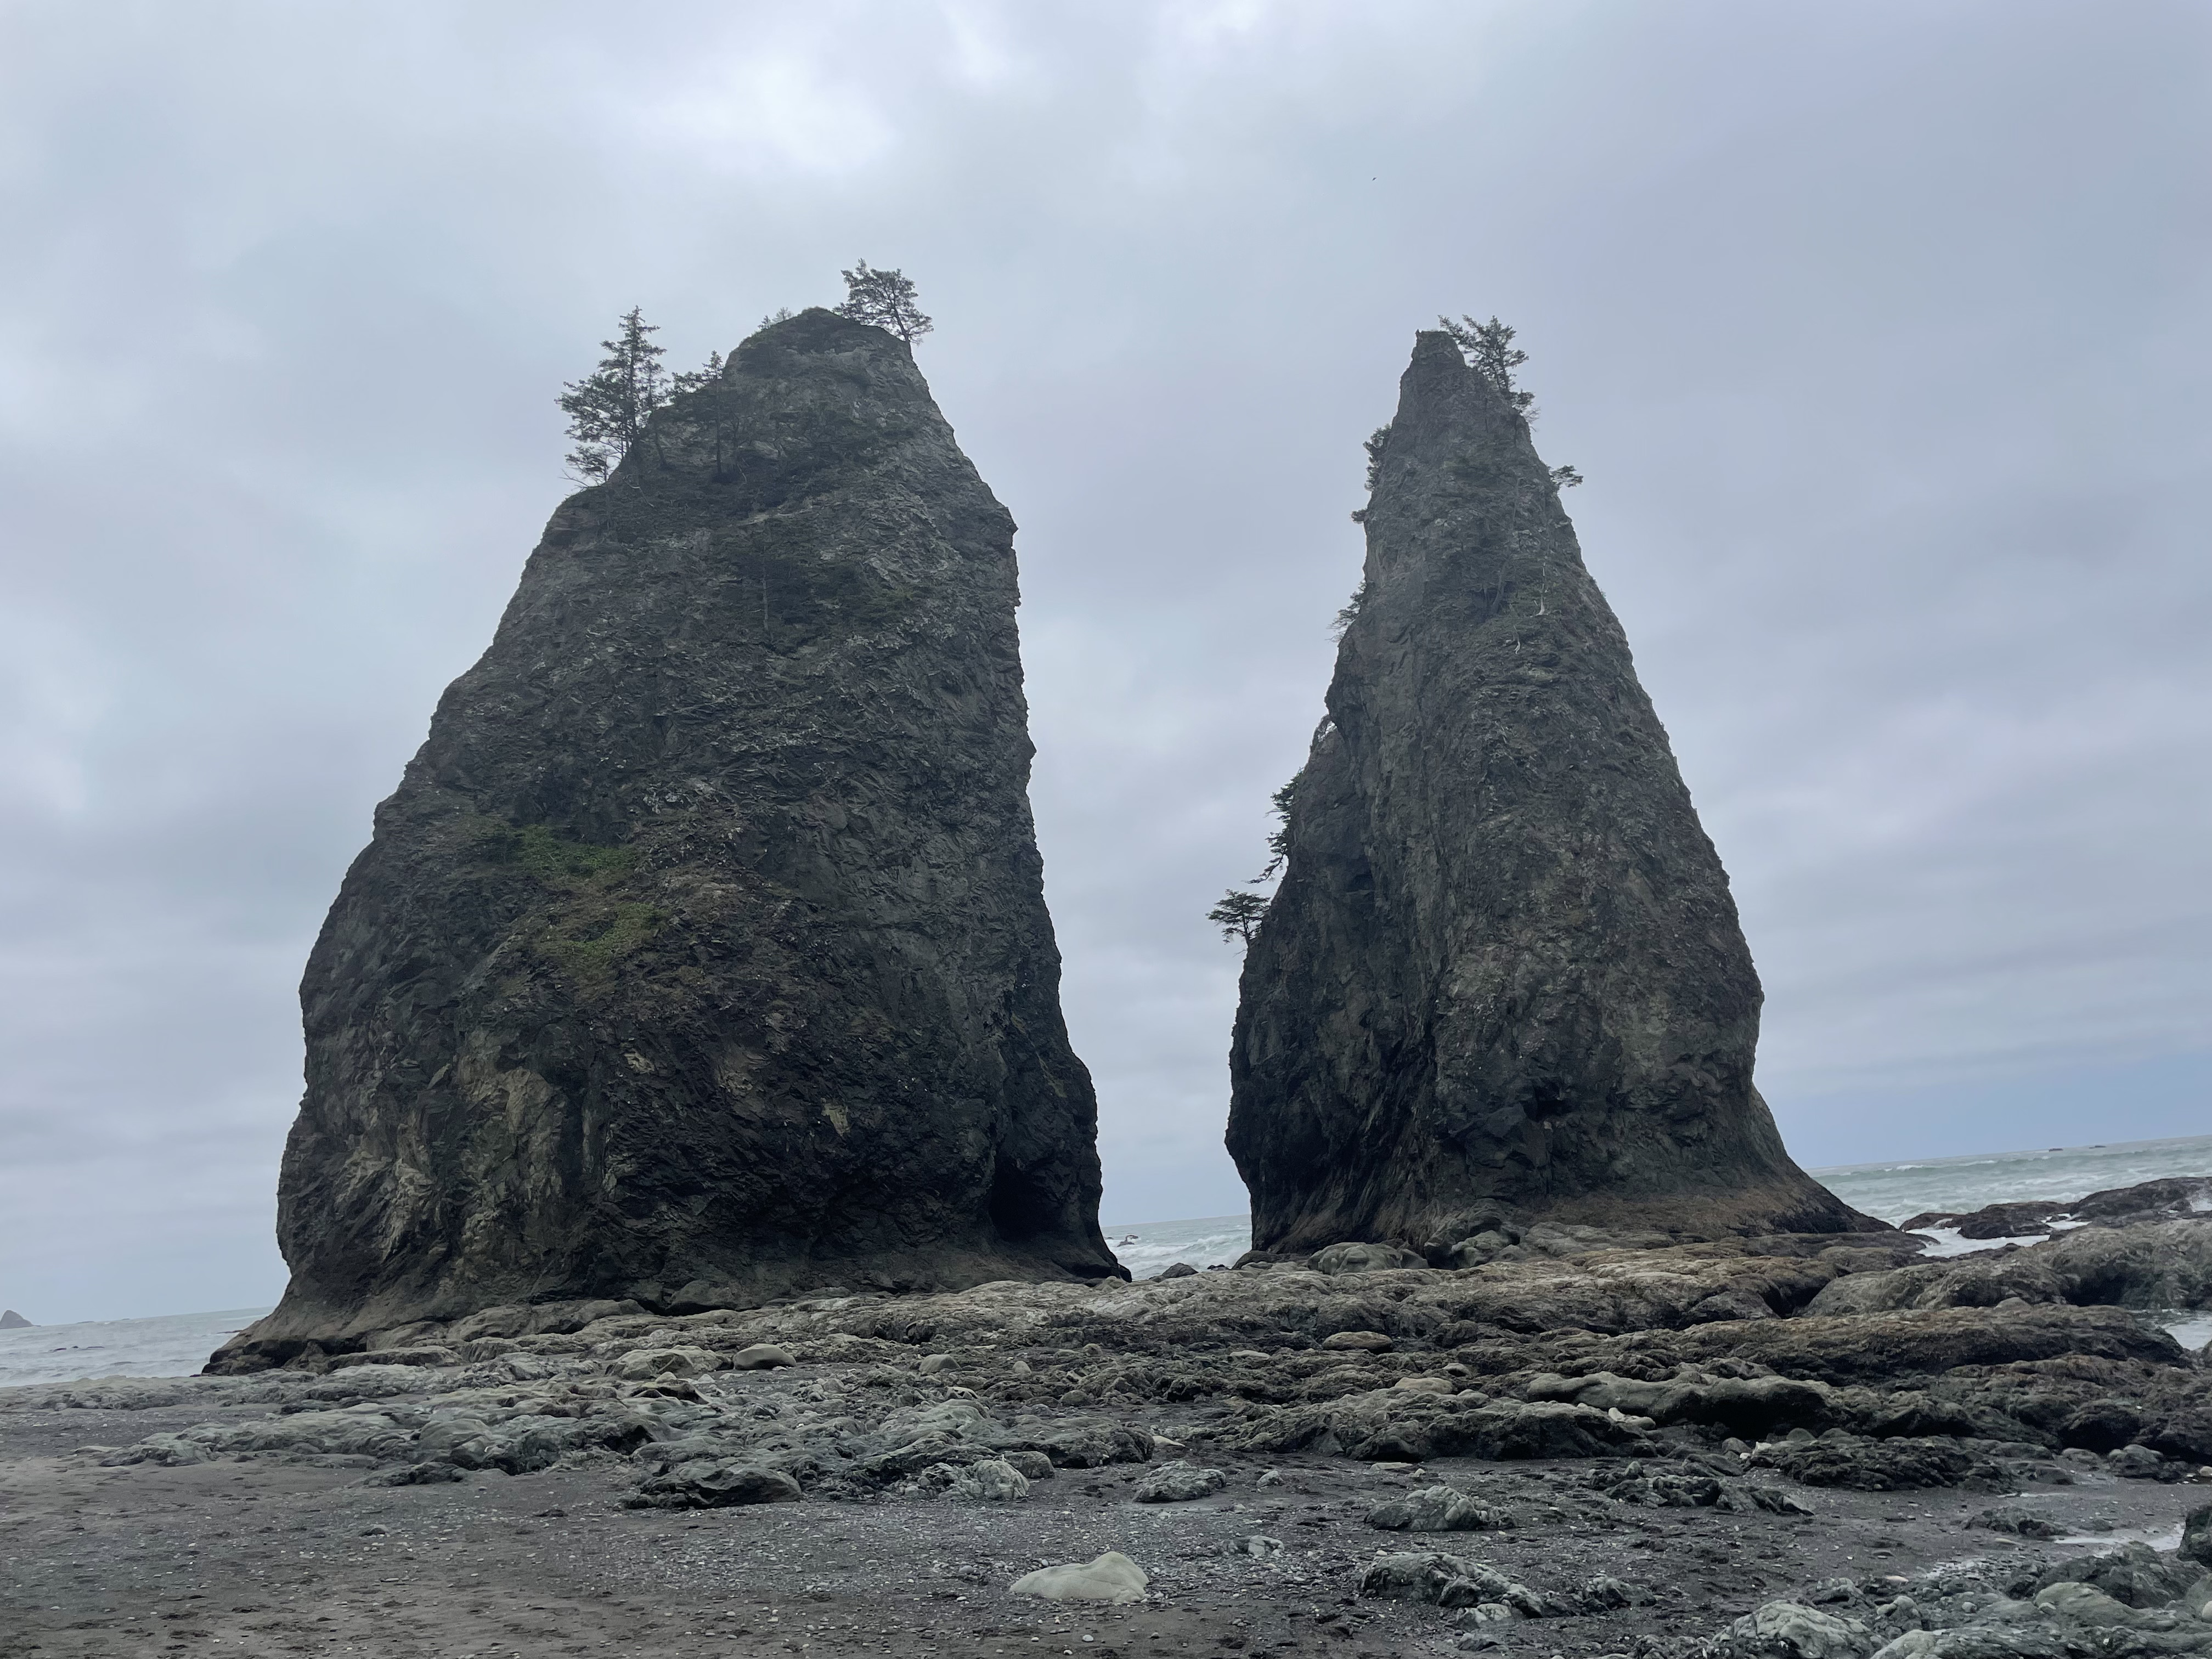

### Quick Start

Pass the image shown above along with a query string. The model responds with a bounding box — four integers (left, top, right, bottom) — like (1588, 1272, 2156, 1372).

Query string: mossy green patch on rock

(475, 821, 637, 887)
(540, 901, 668, 986)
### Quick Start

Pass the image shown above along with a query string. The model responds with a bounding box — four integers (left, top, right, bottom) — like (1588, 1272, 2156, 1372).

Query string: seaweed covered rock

(217, 309, 1119, 1368)
(1226, 330, 1872, 1253)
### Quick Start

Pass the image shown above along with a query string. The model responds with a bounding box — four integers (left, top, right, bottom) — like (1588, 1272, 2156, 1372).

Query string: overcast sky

(2, 1, 2206, 1321)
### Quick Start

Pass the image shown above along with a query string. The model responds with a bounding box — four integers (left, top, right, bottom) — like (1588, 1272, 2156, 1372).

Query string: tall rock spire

(224, 309, 1120, 1363)
(1226, 331, 1871, 1252)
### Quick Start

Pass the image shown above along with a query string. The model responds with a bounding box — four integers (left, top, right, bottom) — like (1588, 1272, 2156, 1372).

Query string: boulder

(728, 1344, 796, 1371)
(1869, 1628, 2065, 1659)
(1897, 1200, 2063, 1240)
(2032, 1582, 2136, 1626)
(2035, 1543, 2202, 1609)
(1132, 1460, 1227, 1502)
(1520, 1222, 1672, 1259)
(2058, 1399, 2142, 1453)
(988, 1414, 1153, 1469)
(1446, 1232, 1516, 1269)
(1365, 1485, 1514, 1532)
(301, 1363, 444, 1400)
(352, 1346, 460, 1368)
(1685, 1289, 1779, 1323)
(2182, 1503, 2212, 1569)
(1581, 1575, 1637, 1610)
(1748, 1433, 1993, 1492)
(1672, 1303, 2186, 1383)
(2143, 1407, 2212, 1465)
(1357, 1552, 1548, 1613)
(1233, 1393, 1652, 1465)
(1525, 1369, 1837, 1437)
(1010, 1551, 1149, 1604)
(1587, 1461, 1809, 1515)
(941, 1458, 1029, 1501)
(2108, 1443, 2181, 1481)
(1967, 1504, 2066, 1539)
(1803, 1213, 2212, 1323)
(629, 1460, 802, 1509)
(1312, 1243, 1424, 1276)
(1712, 1601, 1876, 1659)
(611, 1346, 720, 1381)
(362, 1460, 468, 1487)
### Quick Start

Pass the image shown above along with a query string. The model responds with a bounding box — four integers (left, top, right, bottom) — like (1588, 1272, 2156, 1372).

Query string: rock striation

(1227, 330, 1873, 1254)
(216, 309, 1119, 1370)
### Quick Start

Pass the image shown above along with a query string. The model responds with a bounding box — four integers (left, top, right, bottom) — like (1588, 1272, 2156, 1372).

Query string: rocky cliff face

(1226, 331, 1873, 1254)
(227, 309, 1120, 1360)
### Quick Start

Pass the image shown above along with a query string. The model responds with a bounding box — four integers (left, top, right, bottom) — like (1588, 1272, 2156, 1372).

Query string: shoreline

(5, 1171, 2209, 1657)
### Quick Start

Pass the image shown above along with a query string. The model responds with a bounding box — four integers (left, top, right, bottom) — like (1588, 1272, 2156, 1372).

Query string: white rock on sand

(1009, 1551, 1149, 1604)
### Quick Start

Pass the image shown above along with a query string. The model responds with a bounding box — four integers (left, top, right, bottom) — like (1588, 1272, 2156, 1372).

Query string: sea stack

(1226, 330, 1871, 1254)
(217, 309, 1120, 1367)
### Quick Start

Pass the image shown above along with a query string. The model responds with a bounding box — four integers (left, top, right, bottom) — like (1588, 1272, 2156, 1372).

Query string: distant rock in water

(0, 1309, 30, 1329)
(216, 309, 1120, 1370)
(1901, 1175, 2212, 1241)
(1226, 331, 1875, 1254)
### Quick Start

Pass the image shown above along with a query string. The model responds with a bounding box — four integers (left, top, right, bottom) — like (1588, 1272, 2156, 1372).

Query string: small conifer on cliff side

(558, 307, 670, 483)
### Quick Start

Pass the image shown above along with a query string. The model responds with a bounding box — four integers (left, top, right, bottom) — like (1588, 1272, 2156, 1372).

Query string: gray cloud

(1, 1, 2204, 1317)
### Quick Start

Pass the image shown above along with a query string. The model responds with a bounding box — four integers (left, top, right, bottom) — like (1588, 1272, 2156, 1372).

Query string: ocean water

(1102, 1133, 2212, 1277)
(1101, 1216, 1255, 1280)
(0, 1307, 269, 1391)
(1810, 1134, 2212, 1229)
(4, 1134, 2205, 1391)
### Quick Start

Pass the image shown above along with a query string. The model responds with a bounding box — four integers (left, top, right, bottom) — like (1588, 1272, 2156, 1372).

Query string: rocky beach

(4, 1170, 2208, 1657)
(7, 318, 2203, 1659)
(5, 5, 2206, 1655)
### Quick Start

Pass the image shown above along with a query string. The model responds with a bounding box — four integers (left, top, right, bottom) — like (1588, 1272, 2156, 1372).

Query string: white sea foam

(2157, 1311, 2211, 1352)
(1813, 1133, 2212, 1227)
(1909, 1226, 2051, 1259)
(1101, 1215, 1251, 1279)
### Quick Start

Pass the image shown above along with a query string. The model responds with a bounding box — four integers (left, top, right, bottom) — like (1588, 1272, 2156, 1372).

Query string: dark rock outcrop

(215, 309, 1119, 1368)
(1804, 1214, 2212, 1318)
(1903, 1174, 2212, 1239)
(1226, 331, 1876, 1252)
(0, 1309, 30, 1329)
